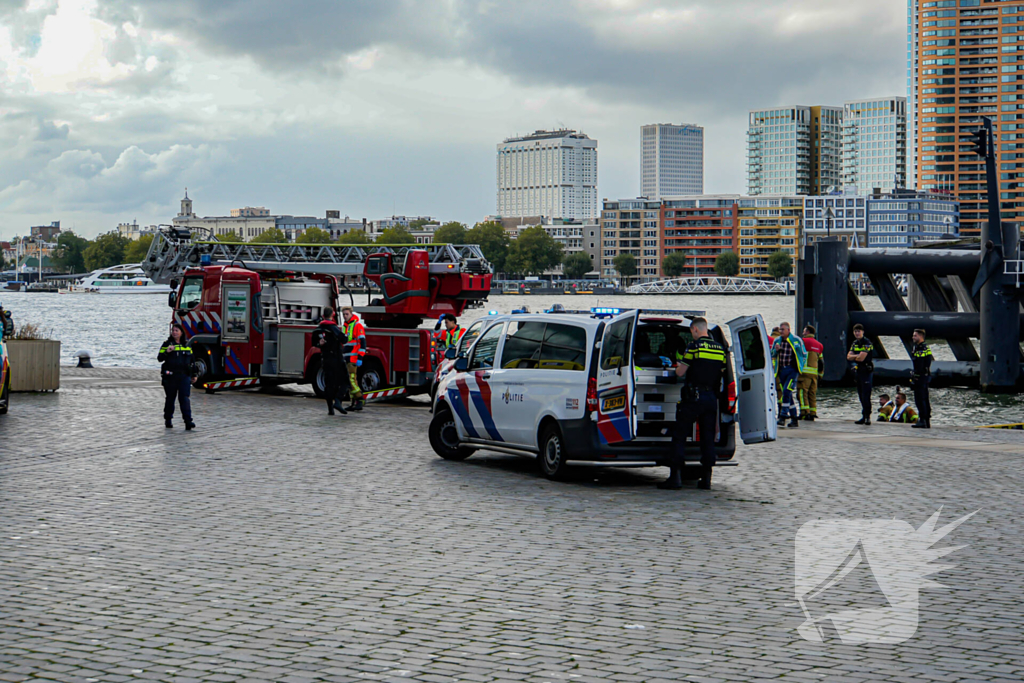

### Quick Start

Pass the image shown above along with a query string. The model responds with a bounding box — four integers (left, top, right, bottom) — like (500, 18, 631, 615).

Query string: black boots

(334, 399, 348, 415)
(350, 400, 364, 411)
(855, 417, 871, 425)
(913, 418, 931, 429)
(697, 467, 712, 490)
(165, 420, 173, 428)
(657, 468, 684, 490)
(788, 418, 799, 429)
(185, 422, 195, 431)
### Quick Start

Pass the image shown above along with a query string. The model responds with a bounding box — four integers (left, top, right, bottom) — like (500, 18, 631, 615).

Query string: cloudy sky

(0, 0, 906, 240)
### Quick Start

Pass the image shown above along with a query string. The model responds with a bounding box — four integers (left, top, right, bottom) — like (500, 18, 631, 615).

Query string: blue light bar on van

(488, 310, 498, 315)
(591, 307, 621, 318)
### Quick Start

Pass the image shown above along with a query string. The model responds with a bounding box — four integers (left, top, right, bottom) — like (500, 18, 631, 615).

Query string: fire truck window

(500, 322, 545, 369)
(179, 277, 203, 311)
(468, 323, 504, 371)
(538, 323, 586, 371)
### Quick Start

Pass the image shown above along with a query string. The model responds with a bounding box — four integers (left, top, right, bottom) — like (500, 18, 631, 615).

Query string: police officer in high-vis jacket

(911, 328, 933, 429)
(660, 317, 726, 491)
(159, 322, 197, 430)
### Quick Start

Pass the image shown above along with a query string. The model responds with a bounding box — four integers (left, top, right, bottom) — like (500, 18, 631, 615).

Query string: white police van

(428, 308, 776, 479)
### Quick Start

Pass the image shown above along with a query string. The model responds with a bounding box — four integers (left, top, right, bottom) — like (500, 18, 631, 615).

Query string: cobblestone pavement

(2, 368, 1022, 683)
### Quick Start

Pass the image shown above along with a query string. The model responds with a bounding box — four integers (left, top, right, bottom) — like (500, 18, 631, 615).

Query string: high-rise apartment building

(747, 106, 842, 196)
(911, 0, 1024, 235)
(842, 98, 909, 195)
(496, 129, 598, 220)
(661, 197, 739, 277)
(908, 0, 920, 188)
(736, 196, 803, 278)
(640, 124, 704, 199)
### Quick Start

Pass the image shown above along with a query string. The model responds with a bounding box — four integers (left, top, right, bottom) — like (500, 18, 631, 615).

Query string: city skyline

(0, 0, 906, 240)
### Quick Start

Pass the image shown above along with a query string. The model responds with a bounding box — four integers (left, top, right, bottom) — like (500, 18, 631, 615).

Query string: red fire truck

(142, 227, 492, 398)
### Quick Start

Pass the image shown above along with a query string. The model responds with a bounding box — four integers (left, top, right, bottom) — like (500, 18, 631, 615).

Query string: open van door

(727, 314, 777, 444)
(595, 310, 639, 444)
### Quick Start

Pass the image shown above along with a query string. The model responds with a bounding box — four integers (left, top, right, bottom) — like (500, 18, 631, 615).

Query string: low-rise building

(736, 196, 803, 279)
(802, 191, 868, 248)
(660, 196, 739, 277)
(497, 216, 599, 277)
(867, 189, 958, 247)
(600, 199, 662, 282)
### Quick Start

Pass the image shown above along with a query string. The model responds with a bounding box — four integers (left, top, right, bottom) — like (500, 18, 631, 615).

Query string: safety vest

(343, 313, 367, 364)
(443, 326, 465, 349)
(772, 334, 808, 375)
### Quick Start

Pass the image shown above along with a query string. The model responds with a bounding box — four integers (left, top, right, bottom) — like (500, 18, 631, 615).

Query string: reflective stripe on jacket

(772, 334, 808, 375)
(343, 313, 367, 364)
(802, 335, 824, 377)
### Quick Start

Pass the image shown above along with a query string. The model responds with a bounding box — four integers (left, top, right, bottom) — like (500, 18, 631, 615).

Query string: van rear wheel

(538, 424, 569, 480)
(429, 407, 474, 461)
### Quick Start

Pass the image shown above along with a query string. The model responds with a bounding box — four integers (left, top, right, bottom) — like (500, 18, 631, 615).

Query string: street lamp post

(825, 206, 836, 240)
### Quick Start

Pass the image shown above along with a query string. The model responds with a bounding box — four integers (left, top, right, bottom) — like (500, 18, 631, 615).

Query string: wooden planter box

(7, 339, 61, 392)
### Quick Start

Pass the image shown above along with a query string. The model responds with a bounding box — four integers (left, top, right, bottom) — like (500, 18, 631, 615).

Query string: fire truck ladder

(143, 226, 492, 284)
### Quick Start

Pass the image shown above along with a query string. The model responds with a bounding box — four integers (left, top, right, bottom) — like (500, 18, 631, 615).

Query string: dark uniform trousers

(323, 356, 348, 409)
(673, 389, 718, 472)
(856, 372, 873, 420)
(163, 375, 193, 423)
(914, 375, 931, 422)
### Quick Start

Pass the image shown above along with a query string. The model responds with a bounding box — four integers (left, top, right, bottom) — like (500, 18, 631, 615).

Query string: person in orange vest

(441, 314, 465, 352)
(340, 306, 366, 411)
(798, 324, 824, 421)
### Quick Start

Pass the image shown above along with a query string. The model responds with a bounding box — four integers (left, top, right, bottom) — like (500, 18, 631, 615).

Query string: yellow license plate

(601, 395, 626, 412)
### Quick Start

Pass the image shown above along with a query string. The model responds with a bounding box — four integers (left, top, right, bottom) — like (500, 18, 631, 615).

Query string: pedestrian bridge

(627, 276, 791, 295)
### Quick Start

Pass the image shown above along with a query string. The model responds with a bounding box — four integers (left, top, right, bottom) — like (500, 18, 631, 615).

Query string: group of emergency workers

(768, 322, 933, 428)
(314, 306, 368, 415)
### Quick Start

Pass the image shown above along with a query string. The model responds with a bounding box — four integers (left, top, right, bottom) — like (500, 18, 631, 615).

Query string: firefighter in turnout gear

(798, 325, 823, 421)
(911, 328, 933, 429)
(313, 306, 348, 416)
(847, 324, 875, 425)
(159, 322, 197, 429)
(341, 306, 366, 410)
(441, 314, 465, 351)
(888, 391, 919, 424)
(659, 317, 727, 491)
(877, 394, 894, 422)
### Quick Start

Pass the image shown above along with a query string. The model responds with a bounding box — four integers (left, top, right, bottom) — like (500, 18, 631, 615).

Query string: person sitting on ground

(877, 393, 894, 422)
(887, 391, 919, 424)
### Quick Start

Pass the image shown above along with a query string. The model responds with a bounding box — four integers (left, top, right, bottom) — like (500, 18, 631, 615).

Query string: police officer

(314, 306, 348, 416)
(659, 317, 726, 491)
(0, 303, 13, 339)
(158, 322, 197, 430)
(911, 328, 933, 429)
(847, 323, 875, 425)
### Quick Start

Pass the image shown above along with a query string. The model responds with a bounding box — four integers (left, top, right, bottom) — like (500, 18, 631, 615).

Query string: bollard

(74, 350, 94, 369)
(979, 222, 1021, 392)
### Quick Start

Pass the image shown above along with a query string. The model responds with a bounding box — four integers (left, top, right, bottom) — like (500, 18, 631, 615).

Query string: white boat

(65, 264, 172, 294)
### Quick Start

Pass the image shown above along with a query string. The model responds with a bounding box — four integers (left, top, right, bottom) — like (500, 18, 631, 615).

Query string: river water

(3, 290, 1022, 426)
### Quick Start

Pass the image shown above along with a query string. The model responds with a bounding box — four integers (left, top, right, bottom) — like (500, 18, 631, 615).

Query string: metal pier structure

(626, 276, 791, 295)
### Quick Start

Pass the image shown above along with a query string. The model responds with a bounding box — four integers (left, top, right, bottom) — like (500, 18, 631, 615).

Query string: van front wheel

(429, 407, 474, 461)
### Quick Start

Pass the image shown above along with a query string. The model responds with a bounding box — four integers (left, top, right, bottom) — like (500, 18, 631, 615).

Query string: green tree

(83, 231, 130, 271)
(561, 251, 594, 279)
(432, 221, 468, 244)
(51, 231, 90, 273)
(336, 229, 373, 245)
(766, 250, 793, 280)
(504, 226, 563, 277)
(217, 230, 245, 243)
(714, 251, 740, 277)
(124, 234, 154, 263)
(295, 227, 334, 244)
(612, 252, 638, 286)
(662, 251, 688, 277)
(252, 227, 288, 243)
(377, 226, 416, 244)
(465, 221, 510, 273)
(408, 218, 434, 231)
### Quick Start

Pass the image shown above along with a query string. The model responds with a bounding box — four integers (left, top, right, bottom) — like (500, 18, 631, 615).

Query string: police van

(428, 308, 776, 479)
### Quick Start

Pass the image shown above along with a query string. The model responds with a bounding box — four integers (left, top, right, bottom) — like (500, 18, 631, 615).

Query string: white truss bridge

(627, 276, 791, 295)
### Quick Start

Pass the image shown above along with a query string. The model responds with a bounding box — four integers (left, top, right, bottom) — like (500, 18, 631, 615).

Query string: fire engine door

(221, 284, 250, 343)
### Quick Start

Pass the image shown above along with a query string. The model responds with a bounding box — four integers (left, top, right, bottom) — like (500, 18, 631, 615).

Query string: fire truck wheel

(307, 359, 327, 399)
(191, 352, 210, 383)
(358, 360, 385, 393)
(429, 407, 474, 461)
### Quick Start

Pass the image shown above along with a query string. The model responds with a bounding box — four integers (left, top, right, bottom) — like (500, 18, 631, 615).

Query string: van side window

(469, 323, 504, 371)
(600, 319, 631, 370)
(458, 320, 484, 353)
(539, 323, 587, 371)
(737, 328, 766, 371)
(500, 322, 545, 369)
